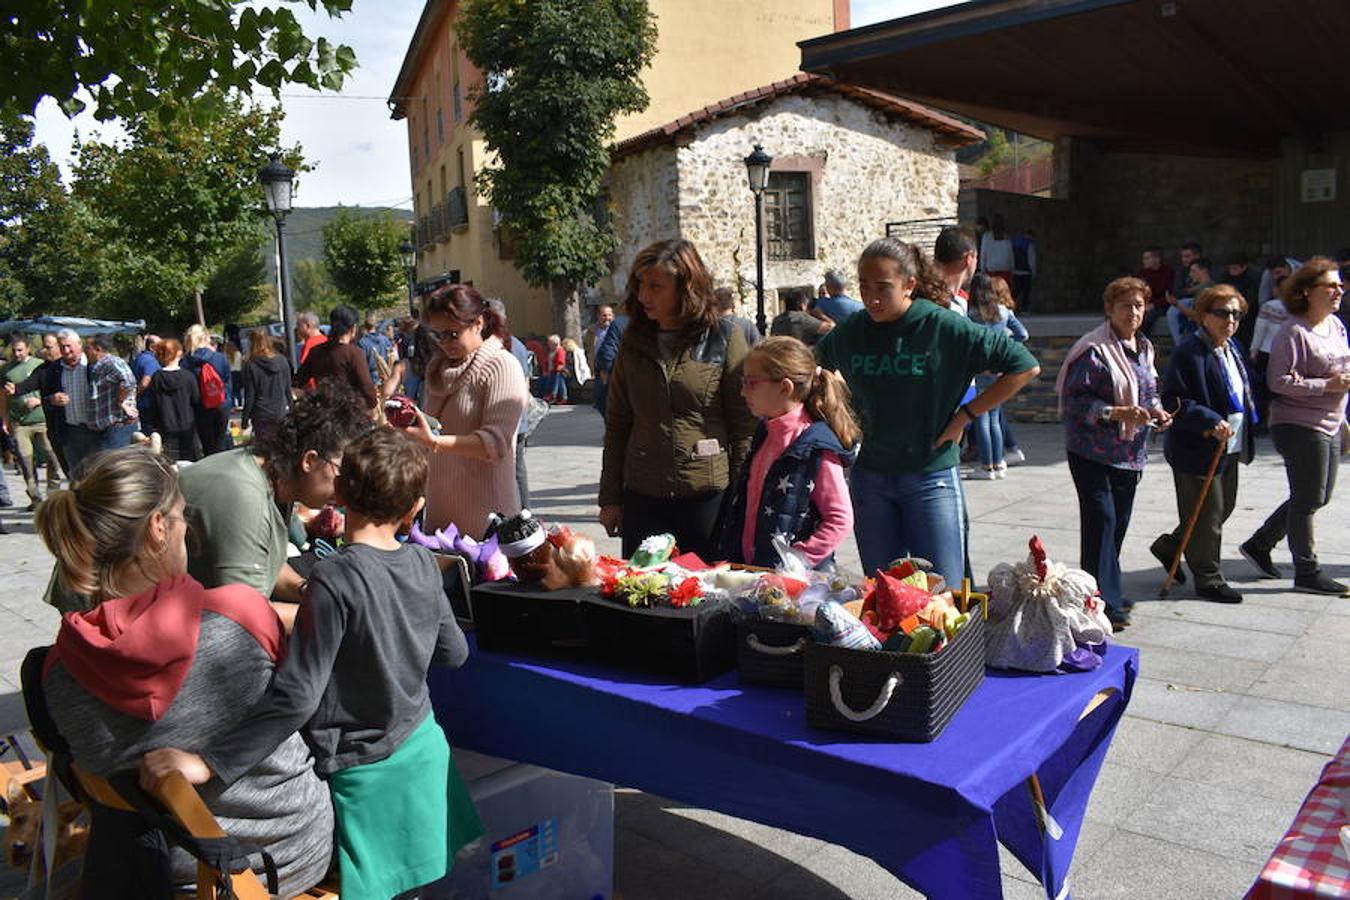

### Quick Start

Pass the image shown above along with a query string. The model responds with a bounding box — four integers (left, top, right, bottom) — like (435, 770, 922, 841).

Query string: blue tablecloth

(430, 638, 1137, 900)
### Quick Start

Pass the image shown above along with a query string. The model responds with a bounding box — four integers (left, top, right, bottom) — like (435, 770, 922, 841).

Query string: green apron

(326, 714, 483, 900)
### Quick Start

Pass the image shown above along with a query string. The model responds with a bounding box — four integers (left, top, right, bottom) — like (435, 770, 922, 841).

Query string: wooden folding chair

(70, 767, 339, 900)
(1, 755, 47, 801)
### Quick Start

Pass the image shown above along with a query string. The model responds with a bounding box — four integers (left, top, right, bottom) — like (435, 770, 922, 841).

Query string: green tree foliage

(458, 0, 657, 339)
(0, 119, 89, 314)
(977, 128, 1012, 176)
(292, 258, 341, 316)
(71, 95, 302, 327)
(321, 208, 406, 308)
(4, 1, 358, 124)
(204, 236, 270, 322)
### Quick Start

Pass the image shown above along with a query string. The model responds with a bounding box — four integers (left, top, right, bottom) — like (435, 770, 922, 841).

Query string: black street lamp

(399, 238, 417, 317)
(744, 144, 773, 336)
(259, 154, 299, 368)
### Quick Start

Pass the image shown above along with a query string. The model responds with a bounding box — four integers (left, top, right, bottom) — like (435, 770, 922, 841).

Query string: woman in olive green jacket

(598, 240, 758, 559)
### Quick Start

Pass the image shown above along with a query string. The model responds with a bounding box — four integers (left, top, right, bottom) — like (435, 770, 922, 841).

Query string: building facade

(389, 0, 849, 336)
(607, 75, 982, 312)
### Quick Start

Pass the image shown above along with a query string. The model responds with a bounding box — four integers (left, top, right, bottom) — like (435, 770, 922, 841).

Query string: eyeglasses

(425, 327, 463, 343)
(316, 457, 341, 475)
(1206, 308, 1243, 321)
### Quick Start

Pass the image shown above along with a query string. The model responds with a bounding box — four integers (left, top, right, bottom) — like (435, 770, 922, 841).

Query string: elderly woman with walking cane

(1149, 284, 1258, 603)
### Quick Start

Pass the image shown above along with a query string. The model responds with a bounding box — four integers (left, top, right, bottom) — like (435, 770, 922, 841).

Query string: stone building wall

(606, 92, 962, 313)
(1074, 146, 1274, 296)
(964, 139, 1275, 313)
(607, 143, 681, 300)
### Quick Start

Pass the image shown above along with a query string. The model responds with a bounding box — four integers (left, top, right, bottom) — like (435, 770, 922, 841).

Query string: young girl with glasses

(719, 336, 860, 570)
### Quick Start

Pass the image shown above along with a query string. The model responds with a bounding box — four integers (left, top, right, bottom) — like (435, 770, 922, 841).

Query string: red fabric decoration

(668, 577, 703, 608)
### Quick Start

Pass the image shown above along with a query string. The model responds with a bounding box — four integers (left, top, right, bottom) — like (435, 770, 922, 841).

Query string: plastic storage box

(450, 750, 614, 899)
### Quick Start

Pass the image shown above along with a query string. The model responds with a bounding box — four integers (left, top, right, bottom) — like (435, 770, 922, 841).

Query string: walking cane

(1159, 438, 1227, 597)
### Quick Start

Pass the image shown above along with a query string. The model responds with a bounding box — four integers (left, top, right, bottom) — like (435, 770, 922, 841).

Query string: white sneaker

(969, 467, 997, 481)
(995, 463, 1008, 479)
(1006, 448, 1026, 465)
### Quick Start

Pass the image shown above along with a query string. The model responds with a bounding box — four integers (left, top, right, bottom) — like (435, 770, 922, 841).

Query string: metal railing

(885, 216, 959, 248)
(447, 186, 469, 231)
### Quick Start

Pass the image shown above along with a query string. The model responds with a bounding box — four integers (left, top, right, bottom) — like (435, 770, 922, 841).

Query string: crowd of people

(0, 218, 1345, 896)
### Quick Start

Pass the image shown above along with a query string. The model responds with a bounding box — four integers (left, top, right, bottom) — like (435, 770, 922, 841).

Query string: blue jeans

(975, 406, 1005, 467)
(1167, 300, 1196, 345)
(1067, 452, 1141, 612)
(850, 465, 966, 587)
(61, 424, 102, 478)
(99, 422, 138, 451)
(546, 372, 568, 401)
(593, 377, 609, 418)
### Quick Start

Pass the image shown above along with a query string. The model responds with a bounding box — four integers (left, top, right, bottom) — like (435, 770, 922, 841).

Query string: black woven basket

(469, 582, 589, 654)
(803, 612, 986, 741)
(579, 594, 737, 683)
(736, 618, 813, 687)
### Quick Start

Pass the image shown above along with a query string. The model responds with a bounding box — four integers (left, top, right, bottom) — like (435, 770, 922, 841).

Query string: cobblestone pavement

(2, 406, 1347, 898)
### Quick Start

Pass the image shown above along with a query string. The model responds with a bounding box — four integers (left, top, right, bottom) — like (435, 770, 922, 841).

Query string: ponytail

(34, 448, 181, 602)
(804, 367, 861, 450)
(747, 337, 861, 450)
(35, 490, 99, 599)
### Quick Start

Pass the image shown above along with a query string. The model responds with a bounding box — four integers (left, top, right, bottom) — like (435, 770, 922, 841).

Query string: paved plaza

(2, 405, 1347, 898)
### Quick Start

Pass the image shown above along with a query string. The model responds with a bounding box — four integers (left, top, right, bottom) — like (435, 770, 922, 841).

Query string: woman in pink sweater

(405, 285, 529, 537)
(1242, 257, 1350, 596)
(719, 337, 860, 569)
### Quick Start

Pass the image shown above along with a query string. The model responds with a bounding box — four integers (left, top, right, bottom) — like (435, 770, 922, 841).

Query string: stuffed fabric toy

(487, 510, 598, 590)
(985, 536, 1113, 673)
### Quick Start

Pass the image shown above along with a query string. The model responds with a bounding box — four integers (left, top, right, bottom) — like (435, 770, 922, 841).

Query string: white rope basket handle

(828, 665, 902, 722)
(746, 634, 807, 656)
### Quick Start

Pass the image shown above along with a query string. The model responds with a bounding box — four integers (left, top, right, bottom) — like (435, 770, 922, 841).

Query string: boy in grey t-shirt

(144, 427, 478, 897)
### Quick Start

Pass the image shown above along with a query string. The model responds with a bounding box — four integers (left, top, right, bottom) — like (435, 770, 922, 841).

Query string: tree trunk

(550, 278, 582, 343)
(194, 286, 206, 328)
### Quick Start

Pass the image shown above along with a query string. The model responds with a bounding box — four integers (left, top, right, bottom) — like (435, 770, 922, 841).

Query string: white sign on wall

(1301, 168, 1337, 203)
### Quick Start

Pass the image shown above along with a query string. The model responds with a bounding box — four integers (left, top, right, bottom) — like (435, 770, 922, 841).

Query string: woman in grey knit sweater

(34, 447, 333, 895)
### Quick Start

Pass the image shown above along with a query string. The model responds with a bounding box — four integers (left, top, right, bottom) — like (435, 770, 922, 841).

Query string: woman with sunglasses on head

(598, 239, 758, 560)
(1149, 285, 1258, 604)
(1241, 257, 1350, 596)
(403, 283, 529, 537)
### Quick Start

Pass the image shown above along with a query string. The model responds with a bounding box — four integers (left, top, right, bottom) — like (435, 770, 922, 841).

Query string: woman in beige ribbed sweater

(405, 284, 529, 537)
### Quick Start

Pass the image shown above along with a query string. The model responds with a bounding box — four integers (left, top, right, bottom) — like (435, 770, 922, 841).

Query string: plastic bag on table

(771, 534, 812, 580)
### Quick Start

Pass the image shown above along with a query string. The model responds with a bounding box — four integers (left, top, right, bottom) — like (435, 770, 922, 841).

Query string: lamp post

(259, 154, 298, 368)
(744, 144, 772, 336)
(399, 238, 417, 317)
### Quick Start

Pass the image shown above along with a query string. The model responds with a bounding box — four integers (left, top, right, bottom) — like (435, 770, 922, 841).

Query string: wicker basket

(469, 582, 589, 654)
(579, 595, 737, 683)
(803, 612, 986, 741)
(736, 618, 813, 687)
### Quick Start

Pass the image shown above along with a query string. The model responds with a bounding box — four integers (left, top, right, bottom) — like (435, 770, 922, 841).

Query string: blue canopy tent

(0, 316, 147, 337)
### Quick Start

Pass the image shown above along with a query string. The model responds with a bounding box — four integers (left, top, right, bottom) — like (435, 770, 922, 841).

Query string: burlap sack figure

(985, 536, 1113, 673)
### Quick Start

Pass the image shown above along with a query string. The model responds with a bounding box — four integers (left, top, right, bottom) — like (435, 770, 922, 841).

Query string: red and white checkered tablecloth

(1248, 736, 1349, 900)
